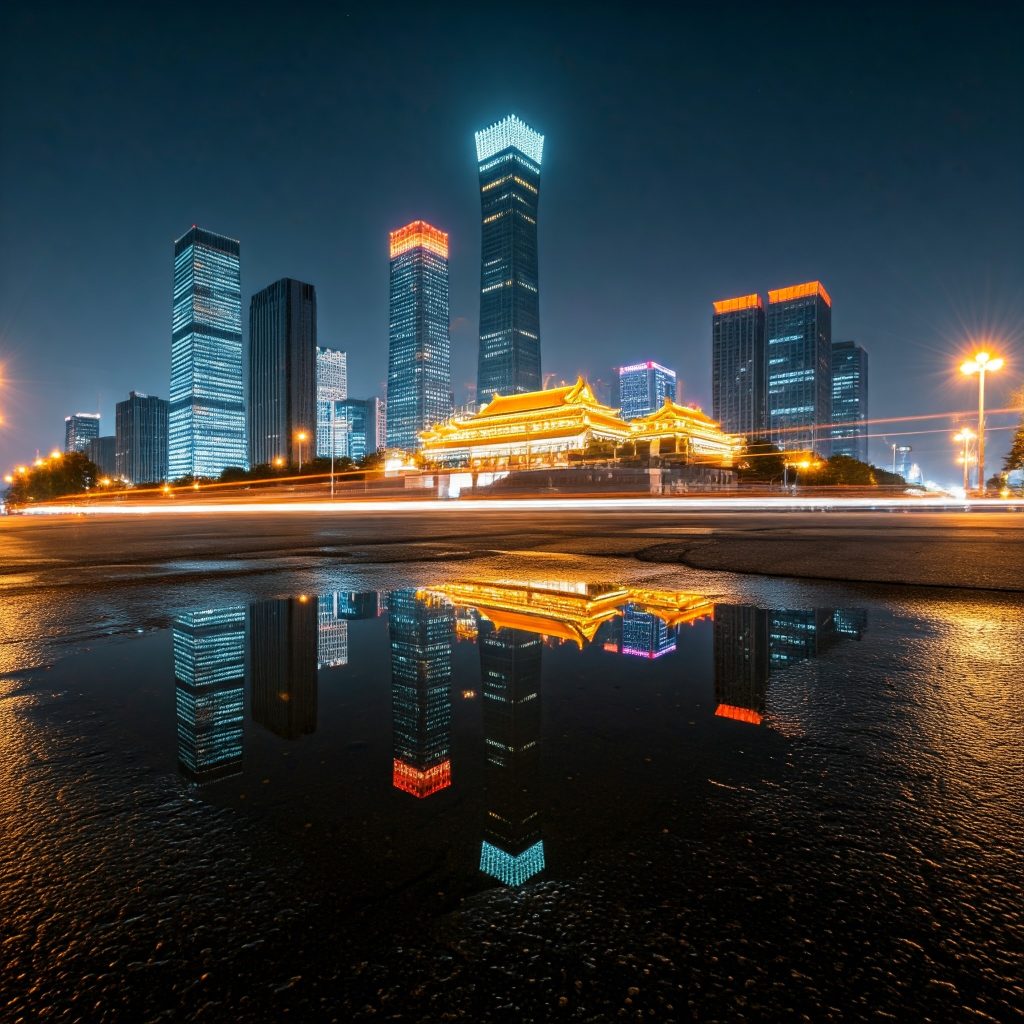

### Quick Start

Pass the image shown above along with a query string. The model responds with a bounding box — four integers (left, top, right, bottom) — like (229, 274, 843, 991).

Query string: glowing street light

(961, 350, 1004, 494)
(273, 456, 285, 469)
(952, 427, 976, 492)
(49, 449, 62, 460)
(295, 430, 309, 473)
(3, 474, 12, 484)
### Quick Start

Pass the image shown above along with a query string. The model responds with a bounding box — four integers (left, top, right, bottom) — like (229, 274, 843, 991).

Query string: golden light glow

(16, 466, 28, 475)
(388, 220, 449, 260)
(49, 450, 62, 460)
(392, 759, 451, 799)
(273, 456, 285, 467)
(767, 281, 832, 306)
(715, 704, 764, 726)
(961, 351, 1005, 375)
(295, 431, 309, 442)
(713, 294, 762, 314)
(3, 474, 12, 484)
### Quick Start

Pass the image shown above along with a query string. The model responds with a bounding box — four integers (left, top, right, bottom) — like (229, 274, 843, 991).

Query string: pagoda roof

(634, 397, 720, 427)
(478, 377, 612, 418)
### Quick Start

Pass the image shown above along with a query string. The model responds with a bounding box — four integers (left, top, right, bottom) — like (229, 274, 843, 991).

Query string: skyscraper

(115, 391, 168, 484)
(831, 340, 869, 462)
(618, 361, 677, 420)
(475, 114, 544, 402)
(173, 607, 246, 783)
(317, 592, 349, 669)
(168, 226, 246, 479)
(712, 294, 766, 437)
(315, 347, 347, 459)
(386, 222, 452, 451)
(765, 282, 832, 454)
(86, 435, 116, 477)
(64, 412, 100, 453)
(389, 589, 454, 799)
(336, 398, 384, 461)
(248, 279, 317, 468)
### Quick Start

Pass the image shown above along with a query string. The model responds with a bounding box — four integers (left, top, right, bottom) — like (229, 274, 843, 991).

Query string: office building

(618, 361, 677, 420)
(249, 597, 318, 740)
(475, 114, 544, 402)
(86, 435, 116, 477)
(713, 605, 770, 725)
(712, 294, 766, 437)
(830, 341, 869, 462)
(115, 391, 168, 484)
(765, 282, 832, 454)
(335, 397, 384, 461)
(64, 412, 100, 453)
(315, 347, 348, 458)
(317, 593, 349, 669)
(620, 605, 677, 659)
(168, 226, 246, 479)
(389, 589, 454, 798)
(386, 221, 452, 451)
(248, 278, 317, 468)
(173, 607, 246, 782)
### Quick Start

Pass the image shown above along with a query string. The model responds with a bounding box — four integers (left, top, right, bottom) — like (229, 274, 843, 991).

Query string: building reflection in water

(249, 596, 318, 740)
(317, 593, 349, 669)
(714, 605, 868, 725)
(173, 607, 246, 783)
(389, 589, 454, 798)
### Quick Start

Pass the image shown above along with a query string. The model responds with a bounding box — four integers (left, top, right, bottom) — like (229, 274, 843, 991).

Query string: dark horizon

(1, 2, 1022, 482)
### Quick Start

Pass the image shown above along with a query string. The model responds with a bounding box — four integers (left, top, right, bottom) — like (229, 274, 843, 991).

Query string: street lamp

(295, 430, 309, 473)
(961, 350, 1004, 494)
(952, 427, 976, 492)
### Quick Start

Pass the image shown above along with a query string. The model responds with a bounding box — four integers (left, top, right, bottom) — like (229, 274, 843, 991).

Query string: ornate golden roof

(478, 377, 611, 417)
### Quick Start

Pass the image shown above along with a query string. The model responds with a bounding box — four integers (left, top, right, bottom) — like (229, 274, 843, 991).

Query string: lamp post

(295, 430, 309, 473)
(960, 351, 1004, 494)
(953, 427, 976, 492)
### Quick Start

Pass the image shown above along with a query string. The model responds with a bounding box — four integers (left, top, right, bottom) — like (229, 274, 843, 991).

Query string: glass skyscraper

(335, 398, 384, 461)
(169, 226, 246, 479)
(712, 294, 766, 438)
(248, 278, 317, 468)
(831, 340, 869, 462)
(618, 361, 677, 420)
(475, 114, 544, 402)
(86, 435, 117, 477)
(64, 412, 100, 453)
(115, 391, 168, 484)
(386, 222, 452, 451)
(765, 282, 832, 454)
(315, 347, 348, 458)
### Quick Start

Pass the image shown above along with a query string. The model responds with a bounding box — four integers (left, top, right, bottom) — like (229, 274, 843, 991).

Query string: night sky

(2, 3, 1022, 481)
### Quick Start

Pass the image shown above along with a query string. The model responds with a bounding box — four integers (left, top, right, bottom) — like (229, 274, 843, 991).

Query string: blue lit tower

(169, 227, 246, 478)
(830, 340, 869, 462)
(389, 589, 455, 798)
(248, 278, 317, 468)
(712, 294, 766, 437)
(765, 282, 832, 454)
(620, 606, 677, 659)
(173, 607, 246, 782)
(618, 361, 677, 420)
(475, 115, 544, 403)
(386, 222, 452, 452)
(478, 622, 545, 887)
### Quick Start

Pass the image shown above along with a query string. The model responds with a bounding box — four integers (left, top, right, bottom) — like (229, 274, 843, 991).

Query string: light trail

(17, 495, 1024, 516)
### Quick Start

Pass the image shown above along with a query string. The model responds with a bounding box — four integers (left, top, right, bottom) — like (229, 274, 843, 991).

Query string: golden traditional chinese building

(418, 377, 740, 469)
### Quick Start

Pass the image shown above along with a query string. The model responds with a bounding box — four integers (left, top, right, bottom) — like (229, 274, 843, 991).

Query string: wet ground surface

(1, 556, 1022, 1022)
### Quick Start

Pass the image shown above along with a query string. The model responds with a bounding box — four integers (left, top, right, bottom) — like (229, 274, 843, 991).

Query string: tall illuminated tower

(618, 361, 677, 420)
(64, 412, 101, 453)
(830, 340, 869, 462)
(712, 294, 766, 437)
(386, 222, 452, 451)
(475, 114, 544, 403)
(765, 282, 832, 454)
(169, 226, 246, 479)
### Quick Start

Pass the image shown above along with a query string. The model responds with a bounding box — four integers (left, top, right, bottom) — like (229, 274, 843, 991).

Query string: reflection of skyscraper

(317, 593, 349, 668)
(713, 605, 770, 725)
(479, 622, 545, 887)
(620, 606, 677, 659)
(173, 607, 246, 782)
(335, 591, 382, 619)
(389, 590, 454, 798)
(249, 597, 318, 739)
(768, 609, 837, 669)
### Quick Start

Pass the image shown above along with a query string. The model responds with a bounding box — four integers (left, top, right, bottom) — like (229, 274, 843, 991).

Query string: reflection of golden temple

(420, 581, 713, 649)
(392, 758, 452, 798)
(418, 377, 739, 469)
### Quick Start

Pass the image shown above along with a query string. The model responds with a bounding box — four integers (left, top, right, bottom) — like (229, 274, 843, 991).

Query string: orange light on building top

(767, 281, 831, 306)
(714, 704, 763, 726)
(392, 759, 452, 799)
(712, 293, 762, 314)
(389, 220, 449, 260)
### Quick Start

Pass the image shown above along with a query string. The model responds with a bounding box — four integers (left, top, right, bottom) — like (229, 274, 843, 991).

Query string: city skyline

(1, 6, 1021, 485)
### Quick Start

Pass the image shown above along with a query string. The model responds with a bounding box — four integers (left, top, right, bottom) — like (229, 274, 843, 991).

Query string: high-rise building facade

(86, 435, 117, 477)
(315, 347, 348, 458)
(248, 279, 317, 468)
(475, 114, 544, 402)
(317, 592, 350, 669)
(618, 361, 677, 420)
(830, 341, 869, 462)
(335, 398, 385, 461)
(169, 227, 246, 479)
(620, 606, 677, 659)
(64, 412, 100, 453)
(115, 391, 168, 484)
(712, 294, 766, 438)
(386, 222, 452, 451)
(765, 282, 832, 454)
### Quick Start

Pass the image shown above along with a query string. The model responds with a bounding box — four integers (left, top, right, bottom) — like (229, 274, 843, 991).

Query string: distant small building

(87, 435, 117, 477)
(116, 391, 168, 484)
(65, 412, 101, 453)
(618, 361, 676, 420)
